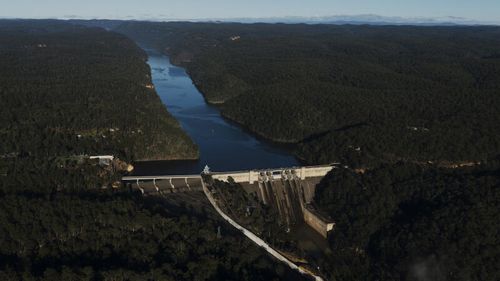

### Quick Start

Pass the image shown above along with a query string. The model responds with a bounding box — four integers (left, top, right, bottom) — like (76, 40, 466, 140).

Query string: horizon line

(0, 14, 499, 26)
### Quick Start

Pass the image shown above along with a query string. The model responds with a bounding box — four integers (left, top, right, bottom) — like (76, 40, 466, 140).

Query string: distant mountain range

(2, 14, 499, 26)
(210, 14, 499, 26)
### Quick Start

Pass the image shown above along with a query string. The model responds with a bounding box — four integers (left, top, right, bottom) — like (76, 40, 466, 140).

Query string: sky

(1, 0, 499, 23)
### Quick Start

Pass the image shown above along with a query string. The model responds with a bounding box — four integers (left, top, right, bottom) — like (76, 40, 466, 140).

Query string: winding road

(201, 179, 324, 281)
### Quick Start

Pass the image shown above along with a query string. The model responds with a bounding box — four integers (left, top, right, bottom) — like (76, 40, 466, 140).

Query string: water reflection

(133, 50, 299, 175)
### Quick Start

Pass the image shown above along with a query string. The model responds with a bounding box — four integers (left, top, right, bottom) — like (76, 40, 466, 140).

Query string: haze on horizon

(1, 0, 499, 24)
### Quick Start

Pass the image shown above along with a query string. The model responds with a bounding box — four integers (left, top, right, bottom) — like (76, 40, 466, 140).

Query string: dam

(118, 47, 334, 281)
(210, 165, 336, 238)
(123, 164, 337, 238)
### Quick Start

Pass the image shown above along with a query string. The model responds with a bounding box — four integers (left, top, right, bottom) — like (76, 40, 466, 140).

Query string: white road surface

(201, 180, 324, 281)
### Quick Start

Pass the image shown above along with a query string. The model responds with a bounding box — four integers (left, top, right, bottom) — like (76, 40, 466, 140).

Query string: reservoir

(133, 50, 300, 175)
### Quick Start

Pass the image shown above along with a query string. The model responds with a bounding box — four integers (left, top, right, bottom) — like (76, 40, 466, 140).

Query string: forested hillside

(313, 161, 500, 281)
(0, 20, 197, 162)
(114, 22, 500, 281)
(205, 161, 500, 281)
(116, 22, 500, 167)
(0, 191, 306, 281)
(0, 21, 302, 281)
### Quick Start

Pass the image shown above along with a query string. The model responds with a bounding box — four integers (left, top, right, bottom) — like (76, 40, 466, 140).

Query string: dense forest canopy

(113, 21, 500, 280)
(0, 191, 306, 281)
(0, 21, 303, 281)
(313, 161, 500, 281)
(1, 19, 499, 281)
(205, 161, 500, 281)
(0, 20, 197, 163)
(116, 22, 500, 168)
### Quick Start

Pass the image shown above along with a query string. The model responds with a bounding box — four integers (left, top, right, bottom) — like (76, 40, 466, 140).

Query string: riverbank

(135, 49, 299, 175)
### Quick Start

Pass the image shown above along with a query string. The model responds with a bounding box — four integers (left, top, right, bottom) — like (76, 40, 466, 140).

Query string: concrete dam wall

(210, 165, 335, 184)
(122, 175, 204, 195)
(212, 165, 336, 238)
(122, 164, 336, 238)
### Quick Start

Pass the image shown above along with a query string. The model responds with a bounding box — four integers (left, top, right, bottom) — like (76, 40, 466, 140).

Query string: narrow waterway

(133, 49, 299, 175)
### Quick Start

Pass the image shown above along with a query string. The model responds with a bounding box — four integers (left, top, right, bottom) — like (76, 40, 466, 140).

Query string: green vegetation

(0, 20, 197, 162)
(2, 19, 499, 280)
(314, 161, 500, 280)
(206, 178, 274, 234)
(206, 177, 328, 272)
(0, 191, 305, 281)
(116, 22, 500, 167)
(0, 21, 303, 281)
(115, 21, 500, 280)
(205, 177, 297, 252)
